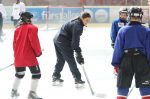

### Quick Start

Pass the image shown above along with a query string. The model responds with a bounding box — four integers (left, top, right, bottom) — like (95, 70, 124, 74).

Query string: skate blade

(28, 97, 42, 99)
(52, 81, 63, 87)
(94, 93, 107, 98)
(75, 83, 85, 89)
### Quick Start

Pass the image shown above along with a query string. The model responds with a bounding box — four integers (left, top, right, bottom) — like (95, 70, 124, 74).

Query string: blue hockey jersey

(110, 18, 127, 43)
(111, 22, 150, 67)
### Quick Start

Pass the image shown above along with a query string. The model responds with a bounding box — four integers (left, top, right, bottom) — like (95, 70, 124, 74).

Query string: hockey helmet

(128, 7, 143, 18)
(119, 8, 128, 14)
(20, 12, 33, 23)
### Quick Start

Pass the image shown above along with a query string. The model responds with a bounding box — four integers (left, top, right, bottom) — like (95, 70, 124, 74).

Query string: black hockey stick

(0, 63, 14, 71)
(81, 64, 107, 98)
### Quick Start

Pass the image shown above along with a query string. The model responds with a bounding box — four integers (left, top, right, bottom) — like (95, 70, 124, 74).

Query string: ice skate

(52, 77, 64, 86)
(75, 79, 85, 88)
(11, 89, 19, 99)
(28, 91, 42, 99)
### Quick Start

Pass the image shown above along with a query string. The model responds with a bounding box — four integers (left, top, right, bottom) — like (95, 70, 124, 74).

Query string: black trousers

(53, 38, 81, 80)
(0, 12, 3, 34)
(117, 50, 150, 88)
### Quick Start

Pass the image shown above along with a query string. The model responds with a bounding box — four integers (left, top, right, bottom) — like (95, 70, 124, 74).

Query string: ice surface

(0, 27, 141, 99)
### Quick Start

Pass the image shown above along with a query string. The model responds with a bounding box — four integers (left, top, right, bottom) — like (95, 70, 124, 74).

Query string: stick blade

(94, 93, 107, 98)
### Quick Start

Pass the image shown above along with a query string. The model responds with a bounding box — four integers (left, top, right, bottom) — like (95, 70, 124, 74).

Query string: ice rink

(0, 27, 142, 99)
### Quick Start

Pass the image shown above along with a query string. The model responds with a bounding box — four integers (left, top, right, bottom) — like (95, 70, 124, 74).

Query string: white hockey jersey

(0, 4, 6, 18)
(12, 2, 26, 20)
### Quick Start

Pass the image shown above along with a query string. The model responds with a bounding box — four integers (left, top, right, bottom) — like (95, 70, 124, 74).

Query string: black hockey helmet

(20, 12, 33, 23)
(119, 8, 128, 14)
(128, 7, 143, 19)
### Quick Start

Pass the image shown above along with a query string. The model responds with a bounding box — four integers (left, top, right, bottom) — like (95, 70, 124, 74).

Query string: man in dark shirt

(52, 12, 91, 87)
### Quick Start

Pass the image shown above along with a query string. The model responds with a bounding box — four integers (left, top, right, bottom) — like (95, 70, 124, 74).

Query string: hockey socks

(117, 96, 127, 99)
(142, 95, 150, 99)
(140, 88, 150, 99)
(30, 79, 39, 92)
(117, 88, 128, 99)
(28, 79, 42, 99)
(12, 77, 22, 90)
(11, 77, 21, 97)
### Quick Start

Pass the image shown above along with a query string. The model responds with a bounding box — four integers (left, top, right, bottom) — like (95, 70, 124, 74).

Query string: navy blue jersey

(111, 22, 150, 66)
(54, 17, 84, 53)
(110, 18, 127, 43)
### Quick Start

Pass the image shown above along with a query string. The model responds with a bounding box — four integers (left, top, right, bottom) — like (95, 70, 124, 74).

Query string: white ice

(0, 27, 141, 99)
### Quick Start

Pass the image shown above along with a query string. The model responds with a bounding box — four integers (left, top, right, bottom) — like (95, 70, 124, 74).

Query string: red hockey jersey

(13, 23, 42, 67)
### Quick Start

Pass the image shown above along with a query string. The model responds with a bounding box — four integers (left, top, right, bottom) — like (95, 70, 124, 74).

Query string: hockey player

(111, 7, 150, 99)
(0, 1, 6, 40)
(52, 12, 91, 87)
(11, 12, 42, 99)
(110, 7, 128, 48)
(11, 0, 25, 27)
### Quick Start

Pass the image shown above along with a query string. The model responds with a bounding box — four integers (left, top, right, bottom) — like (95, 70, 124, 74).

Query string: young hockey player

(52, 12, 91, 87)
(110, 7, 128, 48)
(0, 1, 6, 41)
(111, 7, 150, 99)
(11, 0, 25, 27)
(11, 12, 42, 99)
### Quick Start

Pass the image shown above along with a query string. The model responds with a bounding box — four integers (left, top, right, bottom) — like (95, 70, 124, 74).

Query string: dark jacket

(54, 17, 84, 53)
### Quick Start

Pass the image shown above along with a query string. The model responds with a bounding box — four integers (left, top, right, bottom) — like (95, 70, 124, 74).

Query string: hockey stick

(127, 84, 135, 98)
(0, 63, 14, 71)
(81, 64, 107, 98)
(0, 49, 44, 72)
(127, 74, 136, 98)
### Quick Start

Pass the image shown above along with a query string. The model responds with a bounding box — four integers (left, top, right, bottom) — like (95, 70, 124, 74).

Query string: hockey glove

(114, 66, 119, 76)
(111, 42, 115, 48)
(75, 52, 84, 65)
